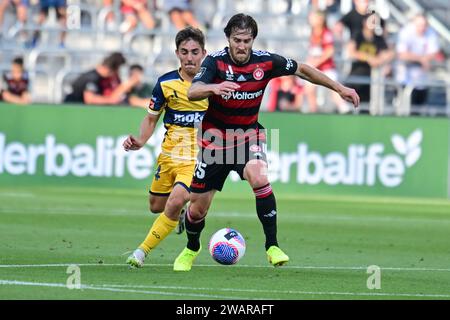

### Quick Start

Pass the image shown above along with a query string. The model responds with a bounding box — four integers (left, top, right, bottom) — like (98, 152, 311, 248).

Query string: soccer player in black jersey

(173, 13, 360, 271)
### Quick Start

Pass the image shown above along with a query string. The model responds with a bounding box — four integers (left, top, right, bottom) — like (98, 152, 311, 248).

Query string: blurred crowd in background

(0, 0, 449, 116)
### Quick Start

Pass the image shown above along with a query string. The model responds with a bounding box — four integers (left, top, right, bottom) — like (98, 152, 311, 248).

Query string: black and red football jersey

(192, 47, 298, 149)
(2, 72, 29, 96)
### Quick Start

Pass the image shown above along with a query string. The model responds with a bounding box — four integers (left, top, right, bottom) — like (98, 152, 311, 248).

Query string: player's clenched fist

(338, 86, 360, 109)
(123, 135, 144, 151)
(213, 81, 241, 96)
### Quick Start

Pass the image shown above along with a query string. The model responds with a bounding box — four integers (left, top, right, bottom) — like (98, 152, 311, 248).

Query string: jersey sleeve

(85, 81, 99, 93)
(270, 53, 298, 79)
(147, 80, 166, 116)
(192, 55, 217, 84)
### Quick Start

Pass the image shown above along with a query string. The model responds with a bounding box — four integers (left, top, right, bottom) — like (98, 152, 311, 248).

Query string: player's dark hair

(12, 57, 24, 67)
(224, 13, 258, 39)
(175, 27, 205, 50)
(102, 52, 126, 72)
(129, 64, 144, 72)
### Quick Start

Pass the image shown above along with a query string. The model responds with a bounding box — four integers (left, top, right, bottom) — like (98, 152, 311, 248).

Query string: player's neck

(179, 68, 194, 83)
(229, 52, 251, 66)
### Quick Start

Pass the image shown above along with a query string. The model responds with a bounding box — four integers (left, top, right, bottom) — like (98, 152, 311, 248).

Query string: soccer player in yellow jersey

(123, 27, 208, 268)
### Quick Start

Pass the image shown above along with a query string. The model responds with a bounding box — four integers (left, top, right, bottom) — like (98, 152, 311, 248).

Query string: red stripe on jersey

(208, 107, 258, 125)
(235, 80, 270, 91)
(200, 120, 266, 139)
(211, 79, 270, 92)
(210, 95, 264, 109)
(217, 60, 273, 74)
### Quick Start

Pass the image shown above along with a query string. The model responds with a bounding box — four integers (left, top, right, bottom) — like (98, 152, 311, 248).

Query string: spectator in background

(396, 12, 441, 106)
(119, 0, 155, 34)
(305, 10, 350, 113)
(64, 52, 135, 105)
(126, 64, 153, 108)
(309, 0, 339, 13)
(30, 0, 67, 48)
(346, 14, 394, 103)
(0, 0, 28, 38)
(334, 0, 385, 39)
(102, 0, 117, 30)
(164, 0, 200, 30)
(0, 57, 31, 105)
(266, 76, 304, 112)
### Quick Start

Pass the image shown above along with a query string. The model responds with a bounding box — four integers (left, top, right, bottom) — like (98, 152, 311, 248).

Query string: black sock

(254, 184, 278, 250)
(185, 210, 205, 252)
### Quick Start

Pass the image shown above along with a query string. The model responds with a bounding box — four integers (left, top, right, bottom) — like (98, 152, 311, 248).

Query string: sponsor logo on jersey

(194, 67, 206, 79)
(253, 67, 264, 80)
(173, 112, 204, 123)
(226, 65, 234, 81)
(237, 74, 246, 82)
(221, 89, 263, 101)
(148, 98, 155, 109)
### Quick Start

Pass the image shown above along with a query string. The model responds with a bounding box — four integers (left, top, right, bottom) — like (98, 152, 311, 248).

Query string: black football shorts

(190, 140, 268, 193)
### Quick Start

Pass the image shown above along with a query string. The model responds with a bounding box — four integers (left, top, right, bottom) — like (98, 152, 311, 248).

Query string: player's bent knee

(149, 198, 165, 214)
(251, 176, 269, 189)
(165, 198, 186, 216)
(149, 204, 164, 214)
(187, 205, 207, 222)
(245, 171, 269, 189)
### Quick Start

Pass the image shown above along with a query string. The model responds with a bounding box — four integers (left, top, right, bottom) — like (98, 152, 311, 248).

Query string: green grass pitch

(1, 186, 450, 300)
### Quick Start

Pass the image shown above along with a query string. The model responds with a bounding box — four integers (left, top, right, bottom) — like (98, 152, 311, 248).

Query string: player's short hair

(102, 52, 126, 72)
(175, 27, 205, 50)
(224, 13, 258, 39)
(129, 64, 144, 72)
(12, 56, 24, 67)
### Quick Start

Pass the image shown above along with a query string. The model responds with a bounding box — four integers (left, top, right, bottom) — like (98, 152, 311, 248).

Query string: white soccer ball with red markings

(208, 228, 246, 265)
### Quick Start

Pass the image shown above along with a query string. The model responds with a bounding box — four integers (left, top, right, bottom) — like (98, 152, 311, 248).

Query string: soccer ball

(208, 228, 246, 265)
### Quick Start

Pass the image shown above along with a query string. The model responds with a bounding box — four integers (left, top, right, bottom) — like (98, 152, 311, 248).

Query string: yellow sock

(139, 212, 178, 255)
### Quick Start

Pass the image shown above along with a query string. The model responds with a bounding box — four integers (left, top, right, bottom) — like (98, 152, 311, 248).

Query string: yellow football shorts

(149, 154, 195, 196)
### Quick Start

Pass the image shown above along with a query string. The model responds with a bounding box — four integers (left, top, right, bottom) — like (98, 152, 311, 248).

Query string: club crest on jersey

(253, 67, 264, 80)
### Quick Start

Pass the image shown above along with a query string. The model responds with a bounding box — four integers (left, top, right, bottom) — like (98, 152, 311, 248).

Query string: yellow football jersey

(148, 69, 208, 160)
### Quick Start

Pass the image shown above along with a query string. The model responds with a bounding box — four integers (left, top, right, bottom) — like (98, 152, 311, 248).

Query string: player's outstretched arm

(295, 63, 360, 108)
(188, 81, 240, 101)
(123, 113, 160, 151)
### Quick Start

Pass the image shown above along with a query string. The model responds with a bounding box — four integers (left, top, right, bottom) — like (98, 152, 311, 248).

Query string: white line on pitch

(1, 279, 449, 299)
(98, 283, 450, 298)
(0, 263, 449, 272)
(0, 280, 254, 300)
(2, 206, 450, 225)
